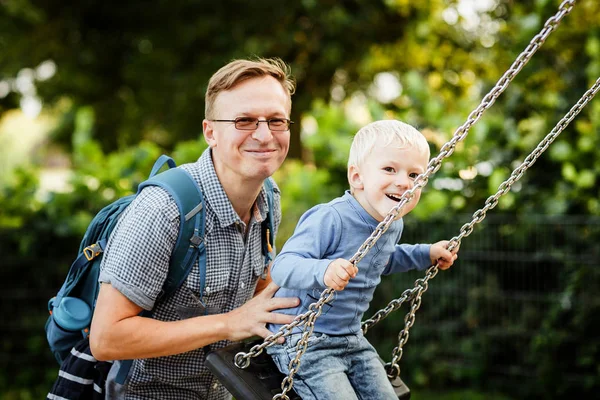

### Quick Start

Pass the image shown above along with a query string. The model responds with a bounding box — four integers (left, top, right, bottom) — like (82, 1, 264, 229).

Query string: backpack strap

(116, 161, 206, 385)
(138, 167, 206, 299)
(261, 179, 276, 266)
(149, 154, 177, 178)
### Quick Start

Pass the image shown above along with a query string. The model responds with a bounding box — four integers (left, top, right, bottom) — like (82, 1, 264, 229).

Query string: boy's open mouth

(386, 194, 403, 202)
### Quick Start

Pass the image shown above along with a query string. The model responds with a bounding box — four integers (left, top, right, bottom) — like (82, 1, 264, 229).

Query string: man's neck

(226, 183, 261, 226)
(214, 168, 262, 226)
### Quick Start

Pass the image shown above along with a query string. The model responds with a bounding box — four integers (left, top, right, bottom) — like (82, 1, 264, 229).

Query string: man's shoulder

(265, 176, 281, 195)
(133, 184, 179, 220)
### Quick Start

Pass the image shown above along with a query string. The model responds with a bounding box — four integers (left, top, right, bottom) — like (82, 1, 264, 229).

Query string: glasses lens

(268, 119, 289, 131)
(235, 117, 258, 130)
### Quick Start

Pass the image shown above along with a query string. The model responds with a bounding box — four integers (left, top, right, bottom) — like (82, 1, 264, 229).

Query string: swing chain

(361, 287, 414, 335)
(385, 76, 600, 380)
(360, 0, 577, 336)
(277, 301, 325, 399)
(234, 0, 580, 396)
(240, 0, 576, 367)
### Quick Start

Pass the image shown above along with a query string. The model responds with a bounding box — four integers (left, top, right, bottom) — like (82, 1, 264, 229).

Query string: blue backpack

(45, 155, 276, 364)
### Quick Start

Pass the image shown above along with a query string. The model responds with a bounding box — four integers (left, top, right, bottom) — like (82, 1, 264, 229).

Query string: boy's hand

(324, 258, 358, 291)
(430, 240, 459, 270)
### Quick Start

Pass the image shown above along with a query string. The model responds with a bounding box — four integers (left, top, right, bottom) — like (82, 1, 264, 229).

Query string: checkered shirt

(98, 148, 281, 400)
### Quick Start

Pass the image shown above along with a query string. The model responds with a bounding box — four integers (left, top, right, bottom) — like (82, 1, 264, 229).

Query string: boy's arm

(270, 205, 342, 290)
(384, 240, 459, 275)
(383, 243, 432, 275)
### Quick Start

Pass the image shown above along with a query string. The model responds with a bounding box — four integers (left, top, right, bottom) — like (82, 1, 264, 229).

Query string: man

(90, 58, 299, 399)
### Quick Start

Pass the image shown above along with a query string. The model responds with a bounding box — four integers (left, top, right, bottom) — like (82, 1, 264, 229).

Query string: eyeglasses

(209, 117, 294, 131)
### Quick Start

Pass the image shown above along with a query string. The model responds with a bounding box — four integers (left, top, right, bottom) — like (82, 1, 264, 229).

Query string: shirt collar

(342, 190, 403, 232)
(198, 148, 268, 228)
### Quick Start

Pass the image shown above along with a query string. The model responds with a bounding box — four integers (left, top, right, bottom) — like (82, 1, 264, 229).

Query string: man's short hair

(348, 120, 430, 169)
(205, 58, 296, 119)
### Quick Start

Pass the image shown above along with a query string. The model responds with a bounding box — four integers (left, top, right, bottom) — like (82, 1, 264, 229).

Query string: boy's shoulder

(308, 194, 350, 215)
(300, 193, 353, 221)
(325, 191, 354, 207)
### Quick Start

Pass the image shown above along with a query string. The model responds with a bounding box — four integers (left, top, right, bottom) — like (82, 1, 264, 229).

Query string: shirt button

(212, 382, 218, 389)
(205, 287, 211, 295)
(240, 281, 245, 289)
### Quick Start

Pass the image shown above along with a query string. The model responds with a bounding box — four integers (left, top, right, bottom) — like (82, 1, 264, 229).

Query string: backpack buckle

(189, 235, 203, 248)
(83, 243, 103, 261)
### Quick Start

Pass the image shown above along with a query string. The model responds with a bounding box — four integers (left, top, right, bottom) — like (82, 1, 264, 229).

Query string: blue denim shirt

(269, 191, 431, 336)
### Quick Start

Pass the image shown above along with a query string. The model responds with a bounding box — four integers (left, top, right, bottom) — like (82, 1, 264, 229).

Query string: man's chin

(244, 164, 279, 181)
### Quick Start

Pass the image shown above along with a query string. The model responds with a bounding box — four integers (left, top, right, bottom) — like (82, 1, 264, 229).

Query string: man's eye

(236, 117, 257, 125)
(269, 118, 286, 127)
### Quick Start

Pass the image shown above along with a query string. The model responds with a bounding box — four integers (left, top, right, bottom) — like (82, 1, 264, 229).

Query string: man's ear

(348, 165, 364, 191)
(202, 119, 217, 148)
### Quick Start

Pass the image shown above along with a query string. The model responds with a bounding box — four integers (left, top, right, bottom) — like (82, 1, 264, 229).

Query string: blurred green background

(1, 0, 599, 399)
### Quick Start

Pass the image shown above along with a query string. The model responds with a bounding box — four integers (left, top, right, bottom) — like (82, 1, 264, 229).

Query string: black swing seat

(206, 339, 410, 400)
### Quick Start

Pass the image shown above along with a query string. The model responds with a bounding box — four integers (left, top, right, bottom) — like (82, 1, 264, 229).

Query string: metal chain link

(383, 76, 600, 380)
(232, 2, 577, 398)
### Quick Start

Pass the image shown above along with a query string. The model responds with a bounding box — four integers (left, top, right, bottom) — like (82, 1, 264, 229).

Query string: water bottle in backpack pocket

(46, 296, 93, 363)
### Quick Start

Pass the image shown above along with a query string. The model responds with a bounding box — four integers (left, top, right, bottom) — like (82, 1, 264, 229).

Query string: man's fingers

(265, 296, 299, 312)
(259, 281, 281, 297)
(264, 311, 296, 326)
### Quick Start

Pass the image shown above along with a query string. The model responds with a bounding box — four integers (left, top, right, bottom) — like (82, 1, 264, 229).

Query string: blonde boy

(267, 120, 458, 400)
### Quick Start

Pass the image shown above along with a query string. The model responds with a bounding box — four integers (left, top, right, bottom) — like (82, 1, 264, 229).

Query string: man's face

(203, 76, 291, 183)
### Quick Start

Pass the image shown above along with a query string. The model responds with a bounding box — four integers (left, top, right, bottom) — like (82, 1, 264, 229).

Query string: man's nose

(251, 121, 273, 142)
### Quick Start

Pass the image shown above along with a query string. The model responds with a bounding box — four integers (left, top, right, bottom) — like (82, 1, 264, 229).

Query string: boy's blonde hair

(205, 58, 296, 119)
(347, 120, 430, 169)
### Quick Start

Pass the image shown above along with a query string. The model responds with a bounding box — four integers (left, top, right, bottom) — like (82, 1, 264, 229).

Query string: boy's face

(349, 144, 428, 222)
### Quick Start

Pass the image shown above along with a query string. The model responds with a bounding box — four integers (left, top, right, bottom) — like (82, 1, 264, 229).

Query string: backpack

(45, 154, 276, 365)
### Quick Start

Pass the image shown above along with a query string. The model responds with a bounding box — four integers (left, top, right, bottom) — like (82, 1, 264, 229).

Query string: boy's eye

(383, 167, 395, 173)
(409, 172, 420, 179)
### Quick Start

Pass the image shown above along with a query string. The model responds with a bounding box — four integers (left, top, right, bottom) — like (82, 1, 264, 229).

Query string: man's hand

(225, 282, 298, 343)
(324, 258, 358, 291)
(430, 240, 459, 270)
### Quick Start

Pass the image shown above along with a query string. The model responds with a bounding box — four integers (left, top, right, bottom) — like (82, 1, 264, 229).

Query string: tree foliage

(1, 0, 600, 398)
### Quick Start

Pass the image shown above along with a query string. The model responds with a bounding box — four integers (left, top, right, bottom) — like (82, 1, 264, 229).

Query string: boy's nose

(395, 174, 411, 189)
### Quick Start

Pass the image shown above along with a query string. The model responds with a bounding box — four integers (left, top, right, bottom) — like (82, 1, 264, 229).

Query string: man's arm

(90, 281, 298, 361)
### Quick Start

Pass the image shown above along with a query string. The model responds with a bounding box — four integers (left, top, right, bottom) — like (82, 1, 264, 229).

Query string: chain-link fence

(366, 214, 600, 397)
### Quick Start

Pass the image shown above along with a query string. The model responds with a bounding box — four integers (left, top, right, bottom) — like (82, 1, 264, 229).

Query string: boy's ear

(202, 119, 217, 148)
(348, 165, 364, 190)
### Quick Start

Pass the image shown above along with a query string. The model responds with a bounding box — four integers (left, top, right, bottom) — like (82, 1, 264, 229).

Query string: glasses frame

(209, 117, 294, 131)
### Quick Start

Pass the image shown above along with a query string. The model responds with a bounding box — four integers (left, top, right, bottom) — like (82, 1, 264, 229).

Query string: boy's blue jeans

(266, 331, 397, 400)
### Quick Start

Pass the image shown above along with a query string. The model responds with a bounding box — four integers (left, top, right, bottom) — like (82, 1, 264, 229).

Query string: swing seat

(206, 339, 410, 400)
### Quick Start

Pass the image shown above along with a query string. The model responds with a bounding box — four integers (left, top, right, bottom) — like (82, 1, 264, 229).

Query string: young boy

(267, 120, 458, 399)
